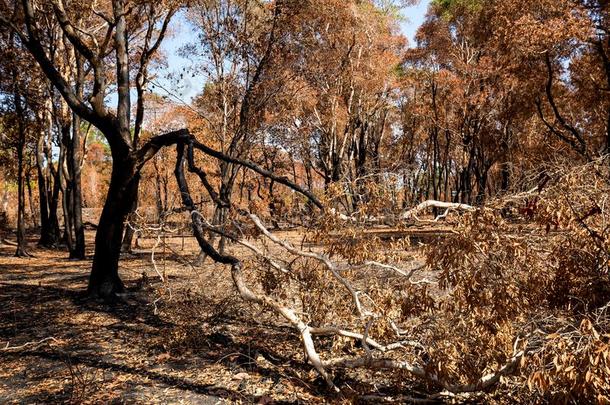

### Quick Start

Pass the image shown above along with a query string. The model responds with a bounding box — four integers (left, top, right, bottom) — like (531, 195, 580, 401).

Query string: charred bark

(120, 180, 139, 254)
(87, 156, 138, 298)
(69, 112, 85, 259)
(15, 120, 28, 257)
(13, 67, 29, 257)
(36, 133, 60, 247)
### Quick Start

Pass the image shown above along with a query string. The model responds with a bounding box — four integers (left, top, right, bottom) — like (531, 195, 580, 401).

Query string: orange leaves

(526, 317, 610, 402)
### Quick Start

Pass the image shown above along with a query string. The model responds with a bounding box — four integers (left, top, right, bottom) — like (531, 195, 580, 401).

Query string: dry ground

(1, 228, 429, 404)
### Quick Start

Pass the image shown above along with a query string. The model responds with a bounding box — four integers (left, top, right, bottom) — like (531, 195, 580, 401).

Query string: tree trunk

(476, 176, 487, 204)
(475, 165, 490, 205)
(37, 100, 61, 247)
(87, 156, 138, 298)
(120, 180, 139, 253)
(13, 79, 28, 257)
(60, 123, 75, 252)
(47, 170, 62, 247)
(501, 162, 511, 192)
(15, 125, 28, 257)
(36, 134, 52, 246)
(70, 113, 85, 259)
(26, 161, 38, 229)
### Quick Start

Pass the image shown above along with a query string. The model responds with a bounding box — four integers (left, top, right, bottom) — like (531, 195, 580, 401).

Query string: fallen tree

(145, 133, 541, 399)
(156, 148, 610, 401)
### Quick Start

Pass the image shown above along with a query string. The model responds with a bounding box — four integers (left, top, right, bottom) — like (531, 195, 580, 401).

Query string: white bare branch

(401, 200, 475, 220)
(246, 212, 369, 317)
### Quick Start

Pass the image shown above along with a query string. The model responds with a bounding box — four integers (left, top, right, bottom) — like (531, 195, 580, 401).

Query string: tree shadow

(0, 278, 337, 403)
(12, 349, 262, 403)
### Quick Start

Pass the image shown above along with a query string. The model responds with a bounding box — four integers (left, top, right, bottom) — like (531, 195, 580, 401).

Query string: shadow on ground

(0, 235, 339, 404)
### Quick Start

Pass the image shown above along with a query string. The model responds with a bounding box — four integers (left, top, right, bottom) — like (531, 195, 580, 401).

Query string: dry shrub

(159, 286, 243, 354)
(425, 158, 610, 402)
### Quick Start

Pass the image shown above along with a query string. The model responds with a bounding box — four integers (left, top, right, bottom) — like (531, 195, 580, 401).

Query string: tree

(184, 0, 288, 254)
(0, 0, 181, 297)
(0, 29, 39, 256)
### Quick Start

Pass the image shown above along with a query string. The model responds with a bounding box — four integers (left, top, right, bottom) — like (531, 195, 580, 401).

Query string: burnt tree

(1, 0, 177, 297)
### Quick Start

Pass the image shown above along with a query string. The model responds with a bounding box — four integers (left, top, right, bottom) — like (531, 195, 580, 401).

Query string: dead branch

(323, 341, 525, 394)
(246, 212, 368, 317)
(401, 200, 475, 220)
(1, 337, 58, 352)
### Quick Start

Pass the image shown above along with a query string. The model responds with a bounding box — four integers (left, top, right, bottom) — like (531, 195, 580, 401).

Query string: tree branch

(113, 0, 131, 145)
(18, 0, 104, 131)
(133, 5, 176, 145)
(541, 53, 588, 158)
(135, 128, 191, 170)
(192, 139, 324, 209)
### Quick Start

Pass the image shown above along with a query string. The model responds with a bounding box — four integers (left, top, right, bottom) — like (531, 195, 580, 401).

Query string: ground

(0, 230, 353, 404)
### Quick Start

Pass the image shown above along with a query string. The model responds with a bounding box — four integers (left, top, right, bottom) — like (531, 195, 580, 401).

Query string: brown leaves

(422, 158, 610, 401)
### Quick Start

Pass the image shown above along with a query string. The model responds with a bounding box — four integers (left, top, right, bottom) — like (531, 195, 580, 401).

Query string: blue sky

(400, 0, 431, 45)
(150, 0, 431, 104)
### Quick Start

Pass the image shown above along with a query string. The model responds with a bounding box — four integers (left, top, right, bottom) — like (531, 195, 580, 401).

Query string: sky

(149, 0, 431, 105)
(400, 0, 431, 46)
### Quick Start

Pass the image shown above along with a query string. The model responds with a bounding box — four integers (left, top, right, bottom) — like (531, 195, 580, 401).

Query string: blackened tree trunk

(16, 143, 28, 257)
(475, 168, 489, 205)
(26, 158, 37, 229)
(69, 113, 85, 259)
(120, 179, 139, 253)
(9, 41, 29, 256)
(37, 98, 61, 247)
(60, 122, 75, 252)
(66, 56, 87, 259)
(501, 162, 511, 192)
(48, 169, 62, 243)
(87, 155, 139, 297)
(37, 133, 54, 246)
(14, 91, 28, 257)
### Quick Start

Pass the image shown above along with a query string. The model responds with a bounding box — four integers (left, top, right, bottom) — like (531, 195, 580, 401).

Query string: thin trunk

(13, 74, 28, 257)
(70, 113, 85, 259)
(121, 181, 139, 253)
(15, 126, 28, 257)
(48, 172, 62, 246)
(26, 162, 37, 228)
(60, 123, 75, 253)
(476, 167, 489, 205)
(37, 133, 53, 246)
(501, 162, 511, 192)
(154, 158, 164, 221)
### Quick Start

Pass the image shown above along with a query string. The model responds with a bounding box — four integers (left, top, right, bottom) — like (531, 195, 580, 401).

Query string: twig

(2, 337, 58, 352)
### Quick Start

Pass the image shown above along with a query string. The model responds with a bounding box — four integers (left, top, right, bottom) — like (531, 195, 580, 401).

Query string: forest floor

(0, 228, 433, 404)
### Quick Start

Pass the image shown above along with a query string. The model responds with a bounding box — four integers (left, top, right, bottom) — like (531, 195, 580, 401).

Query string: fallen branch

(309, 327, 423, 353)
(230, 263, 338, 391)
(401, 200, 475, 220)
(2, 337, 58, 352)
(246, 212, 368, 317)
(174, 144, 336, 389)
(324, 337, 527, 394)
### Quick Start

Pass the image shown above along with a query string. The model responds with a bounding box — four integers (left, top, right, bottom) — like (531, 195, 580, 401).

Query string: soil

(3, 228, 413, 404)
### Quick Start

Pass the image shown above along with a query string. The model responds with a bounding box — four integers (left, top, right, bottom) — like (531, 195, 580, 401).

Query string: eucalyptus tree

(0, 0, 182, 297)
